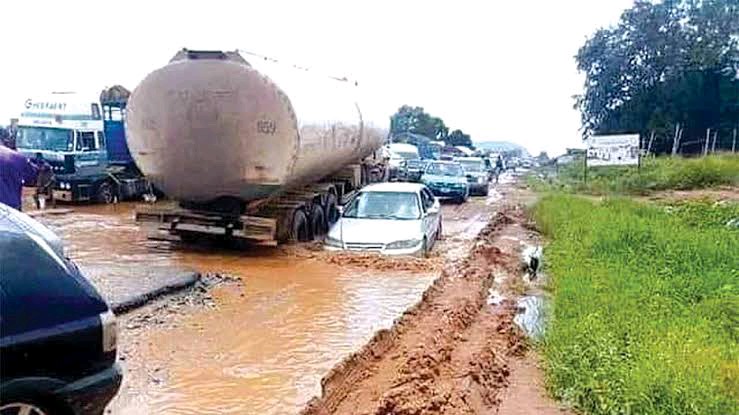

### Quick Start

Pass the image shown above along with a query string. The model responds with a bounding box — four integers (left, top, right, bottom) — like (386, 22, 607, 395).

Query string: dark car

(397, 158, 426, 182)
(421, 161, 469, 203)
(0, 204, 121, 415)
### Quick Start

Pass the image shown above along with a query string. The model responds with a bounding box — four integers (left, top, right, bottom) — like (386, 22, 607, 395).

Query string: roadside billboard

(586, 134, 639, 166)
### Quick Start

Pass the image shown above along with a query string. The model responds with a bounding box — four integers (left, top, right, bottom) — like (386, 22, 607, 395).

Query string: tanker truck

(132, 49, 388, 244)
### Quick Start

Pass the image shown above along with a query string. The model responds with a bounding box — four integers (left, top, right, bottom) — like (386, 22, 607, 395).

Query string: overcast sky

(1, 0, 634, 156)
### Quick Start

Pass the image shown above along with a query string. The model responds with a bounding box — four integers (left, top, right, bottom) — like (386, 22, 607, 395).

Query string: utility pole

(646, 130, 656, 155)
(711, 130, 717, 153)
(733, 128, 737, 153)
(703, 128, 711, 156)
(671, 123, 681, 156)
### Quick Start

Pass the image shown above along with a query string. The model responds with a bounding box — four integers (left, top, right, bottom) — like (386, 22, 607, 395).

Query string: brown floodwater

(34, 202, 446, 414)
(29, 196, 494, 414)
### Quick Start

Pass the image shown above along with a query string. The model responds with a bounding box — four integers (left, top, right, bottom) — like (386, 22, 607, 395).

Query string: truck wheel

(96, 182, 116, 204)
(290, 210, 311, 243)
(325, 193, 340, 225)
(310, 204, 327, 238)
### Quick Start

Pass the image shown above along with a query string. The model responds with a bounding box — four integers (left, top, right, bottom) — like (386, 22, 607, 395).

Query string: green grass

(535, 195, 738, 414)
(531, 153, 739, 195)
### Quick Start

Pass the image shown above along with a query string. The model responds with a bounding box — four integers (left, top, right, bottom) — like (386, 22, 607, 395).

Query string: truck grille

(345, 242, 385, 251)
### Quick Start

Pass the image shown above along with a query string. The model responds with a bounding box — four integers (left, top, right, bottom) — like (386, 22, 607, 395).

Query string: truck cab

(15, 91, 150, 203)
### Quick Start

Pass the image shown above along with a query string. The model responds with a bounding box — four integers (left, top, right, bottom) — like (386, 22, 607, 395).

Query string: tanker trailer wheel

(96, 181, 116, 204)
(325, 193, 340, 225)
(310, 204, 327, 239)
(290, 209, 312, 243)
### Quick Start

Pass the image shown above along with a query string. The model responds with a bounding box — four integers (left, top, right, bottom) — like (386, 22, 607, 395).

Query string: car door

(420, 188, 439, 240)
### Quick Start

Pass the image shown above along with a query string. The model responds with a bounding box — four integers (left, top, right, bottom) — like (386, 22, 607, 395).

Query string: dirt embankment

(300, 210, 528, 415)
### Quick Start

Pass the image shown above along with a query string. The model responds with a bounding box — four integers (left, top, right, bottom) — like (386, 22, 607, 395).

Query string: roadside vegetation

(534, 194, 738, 414)
(532, 154, 739, 195)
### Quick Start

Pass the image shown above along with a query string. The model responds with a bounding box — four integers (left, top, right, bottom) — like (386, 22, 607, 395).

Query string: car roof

(427, 160, 460, 165)
(0, 203, 64, 258)
(362, 182, 426, 193)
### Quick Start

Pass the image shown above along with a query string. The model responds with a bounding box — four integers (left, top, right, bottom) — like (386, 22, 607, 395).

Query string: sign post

(586, 134, 640, 180)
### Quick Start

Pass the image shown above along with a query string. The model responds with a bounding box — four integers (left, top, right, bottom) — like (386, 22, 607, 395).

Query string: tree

(447, 129, 473, 148)
(390, 106, 449, 141)
(575, 0, 739, 154)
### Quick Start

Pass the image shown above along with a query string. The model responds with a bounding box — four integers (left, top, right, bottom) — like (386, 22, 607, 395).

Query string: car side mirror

(337, 205, 344, 215)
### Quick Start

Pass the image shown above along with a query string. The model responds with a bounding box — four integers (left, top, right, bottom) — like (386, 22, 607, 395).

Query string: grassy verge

(532, 153, 739, 195)
(535, 195, 738, 414)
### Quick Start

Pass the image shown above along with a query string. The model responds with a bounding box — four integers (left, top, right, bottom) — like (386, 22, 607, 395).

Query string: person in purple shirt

(0, 145, 39, 211)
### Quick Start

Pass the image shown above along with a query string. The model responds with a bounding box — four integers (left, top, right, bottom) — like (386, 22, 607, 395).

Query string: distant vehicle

(455, 157, 490, 196)
(421, 161, 469, 203)
(387, 143, 420, 180)
(454, 146, 475, 157)
(397, 158, 426, 182)
(0, 203, 121, 415)
(15, 90, 152, 203)
(325, 182, 442, 257)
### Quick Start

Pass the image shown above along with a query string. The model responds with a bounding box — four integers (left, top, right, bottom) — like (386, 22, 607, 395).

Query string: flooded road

(30, 193, 495, 414)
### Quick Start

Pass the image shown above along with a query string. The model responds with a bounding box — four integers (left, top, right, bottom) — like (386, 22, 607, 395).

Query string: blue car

(0, 203, 121, 415)
(421, 161, 469, 203)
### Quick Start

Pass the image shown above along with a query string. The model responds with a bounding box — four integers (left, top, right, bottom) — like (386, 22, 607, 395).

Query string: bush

(535, 195, 738, 414)
(533, 154, 739, 195)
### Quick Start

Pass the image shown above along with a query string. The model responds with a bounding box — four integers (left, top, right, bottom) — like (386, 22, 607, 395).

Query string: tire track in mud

(300, 210, 528, 415)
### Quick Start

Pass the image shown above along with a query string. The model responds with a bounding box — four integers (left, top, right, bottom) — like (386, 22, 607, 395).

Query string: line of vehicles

(5, 49, 514, 252)
(0, 48, 520, 413)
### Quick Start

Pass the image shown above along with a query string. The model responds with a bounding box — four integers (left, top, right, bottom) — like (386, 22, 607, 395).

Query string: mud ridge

(300, 211, 525, 415)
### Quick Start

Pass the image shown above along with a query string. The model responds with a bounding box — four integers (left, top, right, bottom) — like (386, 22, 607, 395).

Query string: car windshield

(459, 160, 484, 172)
(17, 127, 74, 152)
(396, 151, 419, 160)
(343, 191, 421, 220)
(426, 163, 464, 177)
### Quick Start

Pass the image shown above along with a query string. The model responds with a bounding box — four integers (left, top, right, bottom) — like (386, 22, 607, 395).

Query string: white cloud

(0, 0, 633, 156)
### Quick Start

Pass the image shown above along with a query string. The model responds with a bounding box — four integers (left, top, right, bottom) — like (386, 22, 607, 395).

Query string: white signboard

(586, 134, 640, 166)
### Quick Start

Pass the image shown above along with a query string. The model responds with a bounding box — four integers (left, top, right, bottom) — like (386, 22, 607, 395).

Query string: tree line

(576, 0, 739, 155)
(389, 105, 474, 148)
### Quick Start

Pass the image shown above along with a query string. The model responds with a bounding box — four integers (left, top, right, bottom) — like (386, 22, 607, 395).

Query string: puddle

(514, 295, 547, 339)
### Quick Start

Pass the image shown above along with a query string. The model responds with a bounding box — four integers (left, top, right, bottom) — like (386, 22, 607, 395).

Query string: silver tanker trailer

(131, 49, 388, 244)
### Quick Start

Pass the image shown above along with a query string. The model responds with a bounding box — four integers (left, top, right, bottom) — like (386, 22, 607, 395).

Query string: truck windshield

(343, 191, 421, 220)
(16, 127, 74, 152)
(426, 163, 464, 177)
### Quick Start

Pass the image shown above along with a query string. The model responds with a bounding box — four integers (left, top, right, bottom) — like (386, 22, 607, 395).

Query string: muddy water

(32, 199, 488, 414)
(117, 259, 434, 414)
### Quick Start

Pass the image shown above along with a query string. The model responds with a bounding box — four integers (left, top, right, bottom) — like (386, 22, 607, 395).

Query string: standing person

(495, 155, 504, 184)
(33, 153, 55, 209)
(0, 146, 39, 211)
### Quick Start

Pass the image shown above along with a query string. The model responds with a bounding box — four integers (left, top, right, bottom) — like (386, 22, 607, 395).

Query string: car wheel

(421, 237, 429, 258)
(96, 181, 116, 204)
(0, 401, 54, 415)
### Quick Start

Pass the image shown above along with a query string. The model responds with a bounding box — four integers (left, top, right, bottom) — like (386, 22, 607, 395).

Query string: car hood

(422, 174, 467, 185)
(329, 218, 422, 244)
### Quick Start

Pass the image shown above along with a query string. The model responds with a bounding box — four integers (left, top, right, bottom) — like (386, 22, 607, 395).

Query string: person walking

(0, 146, 39, 211)
(494, 156, 504, 184)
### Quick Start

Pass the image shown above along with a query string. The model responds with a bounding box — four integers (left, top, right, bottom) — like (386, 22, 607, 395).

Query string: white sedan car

(324, 182, 442, 257)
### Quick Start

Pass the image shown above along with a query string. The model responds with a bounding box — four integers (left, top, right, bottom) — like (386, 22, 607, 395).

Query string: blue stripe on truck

(21, 112, 97, 121)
